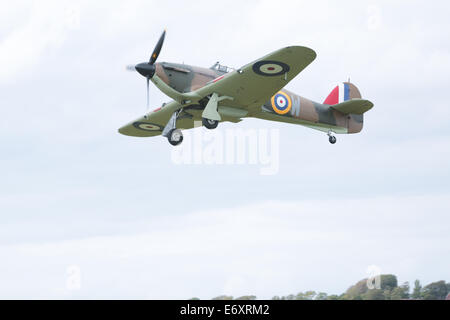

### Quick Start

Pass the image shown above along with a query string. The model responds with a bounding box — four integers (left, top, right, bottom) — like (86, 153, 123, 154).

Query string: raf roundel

(252, 60, 290, 77)
(133, 122, 163, 132)
(271, 91, 292, 115)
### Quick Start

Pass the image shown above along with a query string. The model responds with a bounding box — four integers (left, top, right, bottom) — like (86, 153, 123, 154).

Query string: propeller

(132, 30, 166, 109)
(146, 77, 149, 108)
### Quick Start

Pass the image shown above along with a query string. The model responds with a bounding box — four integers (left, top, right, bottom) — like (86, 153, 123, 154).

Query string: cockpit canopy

(210, 61, 235, 73)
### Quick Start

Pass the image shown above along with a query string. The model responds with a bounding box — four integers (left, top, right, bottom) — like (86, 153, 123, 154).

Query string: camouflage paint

(122, 58, 369, 137)
(156, 62, 225, 93)
(261, 82, 365, 134)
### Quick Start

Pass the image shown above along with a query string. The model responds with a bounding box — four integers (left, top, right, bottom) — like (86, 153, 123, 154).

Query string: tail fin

(323, 82, 362, 105)
(324, 82, 373, 114)
(324, 82, 373, 134)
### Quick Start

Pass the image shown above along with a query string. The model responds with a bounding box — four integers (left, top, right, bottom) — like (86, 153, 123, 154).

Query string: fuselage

(154, 62, 363, 134)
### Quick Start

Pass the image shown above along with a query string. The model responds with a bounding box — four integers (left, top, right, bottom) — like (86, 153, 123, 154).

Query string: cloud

(0, 195, 448, 299)
(0, 0, 79, 84)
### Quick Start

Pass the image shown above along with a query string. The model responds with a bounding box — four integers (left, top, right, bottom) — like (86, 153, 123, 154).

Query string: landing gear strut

(200, 92, 233, 130)
(328, 131, 337, 144)
(162, 110, 183, 146)
(202, 118, 219, 130)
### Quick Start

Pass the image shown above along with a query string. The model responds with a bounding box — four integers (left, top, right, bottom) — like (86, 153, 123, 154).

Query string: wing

(118, 101, 196, 137)
(194, 46, 316, 110)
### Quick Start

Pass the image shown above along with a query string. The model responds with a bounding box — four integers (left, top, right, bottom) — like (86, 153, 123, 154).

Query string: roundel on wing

(271, 91, 292, 115)
(133, 122, 163, 132)
(252, 60, 290, 76)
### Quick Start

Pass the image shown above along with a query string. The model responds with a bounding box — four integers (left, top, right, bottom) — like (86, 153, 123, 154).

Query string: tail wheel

(329, 136, 337, 144)
(202, 118, 219, 130)
(167, 129, 183, 146)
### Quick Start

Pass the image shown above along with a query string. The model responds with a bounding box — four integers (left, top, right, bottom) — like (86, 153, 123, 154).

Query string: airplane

(119, 31, 374, 146)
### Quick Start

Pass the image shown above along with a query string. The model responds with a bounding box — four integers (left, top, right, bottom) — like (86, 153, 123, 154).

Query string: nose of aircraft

(135, 63, 156, 78)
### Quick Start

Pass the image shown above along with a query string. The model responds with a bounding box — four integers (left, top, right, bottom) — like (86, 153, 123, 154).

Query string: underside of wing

(118, 101, 192, 137)
(193, 46, 316, 111)
(118, 102, 245, 138)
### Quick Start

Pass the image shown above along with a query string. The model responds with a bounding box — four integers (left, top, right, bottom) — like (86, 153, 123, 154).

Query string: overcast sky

(0, 0, 449, 299)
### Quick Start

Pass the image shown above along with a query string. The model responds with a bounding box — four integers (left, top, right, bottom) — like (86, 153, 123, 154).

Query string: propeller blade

(146, 76, 150, 109)
(149, 30, 166, 65)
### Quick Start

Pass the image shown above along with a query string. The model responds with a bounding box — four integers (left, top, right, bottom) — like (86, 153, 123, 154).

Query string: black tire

(329, 136, 337, 144)
(202, 118, 219, 130)
(167, 129, 183, 146)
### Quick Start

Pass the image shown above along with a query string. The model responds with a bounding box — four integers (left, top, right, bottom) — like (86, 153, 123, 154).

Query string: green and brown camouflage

(260, 83, 365, 134)
(155, 62, 227, 93)
(120, 62, 369, 137)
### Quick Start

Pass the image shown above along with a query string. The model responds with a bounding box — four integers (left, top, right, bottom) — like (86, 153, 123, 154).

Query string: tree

(411, 280, 422, 299)
(212, 295, 233, 300)
(296, 291, 316, 300)
(362, 289, 385, 300)
(235, 295, 256, 300)
(380, 274, 398, 290)
(344, 279, 368, 300)
(315, 292, 328, 300)
(344, 274, 399, 300)
(422, 281, 448, 300)
(390, 282, 410, 300)
(199, 275, 448, 301)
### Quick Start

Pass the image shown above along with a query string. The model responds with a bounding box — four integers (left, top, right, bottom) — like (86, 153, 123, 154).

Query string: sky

(0, 0, 449, 299)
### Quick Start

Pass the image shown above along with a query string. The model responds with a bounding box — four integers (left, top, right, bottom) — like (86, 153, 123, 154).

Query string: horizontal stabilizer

(331, 99, 374, 115)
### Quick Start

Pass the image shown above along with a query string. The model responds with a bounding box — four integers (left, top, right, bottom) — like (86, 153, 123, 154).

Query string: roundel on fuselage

(271, 91, 292, 115)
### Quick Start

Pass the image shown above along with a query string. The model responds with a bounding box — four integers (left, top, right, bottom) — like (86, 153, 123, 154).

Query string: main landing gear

(200, 92, 232, 130)
(328, 130, 337, 144)
(202, 118, 219, 130)
(163, 111, 183, 146)
(167, 129, 183, 146)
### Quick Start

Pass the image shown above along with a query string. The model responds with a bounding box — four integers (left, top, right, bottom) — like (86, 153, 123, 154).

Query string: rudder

(323, 82, 362, 105)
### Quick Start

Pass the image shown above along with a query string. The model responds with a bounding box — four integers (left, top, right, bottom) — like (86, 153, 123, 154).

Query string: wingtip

(287, 45, 317, 60)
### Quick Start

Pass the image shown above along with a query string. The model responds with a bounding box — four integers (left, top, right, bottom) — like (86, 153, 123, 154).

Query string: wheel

(329, 135, 337, 144)
(202, 118, 219, 130)
(167, 129, 183, 146)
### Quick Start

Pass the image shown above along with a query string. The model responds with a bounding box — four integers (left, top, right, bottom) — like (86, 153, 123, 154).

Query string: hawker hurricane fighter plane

(120, 31, 374, 145)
